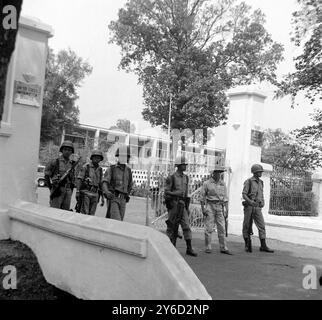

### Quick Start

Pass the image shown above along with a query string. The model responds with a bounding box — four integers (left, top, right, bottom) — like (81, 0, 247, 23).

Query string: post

(145, 164, 151, 226)
(165, 94, 172, 174)
(312, 172, 322, 218)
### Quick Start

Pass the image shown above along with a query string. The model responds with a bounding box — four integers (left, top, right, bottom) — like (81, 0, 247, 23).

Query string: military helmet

(90, 150, 104, 161)
(212, 166, 226, 173)
(59, 140, 74, 153)
(251, 164, 264, 174)
(115, 145, 131, 158)
(174, 156, 188, 166)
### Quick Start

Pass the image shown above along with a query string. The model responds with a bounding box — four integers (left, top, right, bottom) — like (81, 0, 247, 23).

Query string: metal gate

(269, 166, 316, 216)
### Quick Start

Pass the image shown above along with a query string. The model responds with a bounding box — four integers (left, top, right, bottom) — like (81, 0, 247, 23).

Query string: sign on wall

(250, 129, 263, 147)
(13, 81, 42, 107)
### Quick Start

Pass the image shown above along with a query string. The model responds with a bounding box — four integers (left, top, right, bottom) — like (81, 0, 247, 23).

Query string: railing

(269, 166, 317, 217)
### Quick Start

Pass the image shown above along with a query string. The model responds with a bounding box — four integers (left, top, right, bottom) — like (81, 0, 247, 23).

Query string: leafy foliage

(41, 48, 92, 143)
(261, 127, 322, 171)
(0, 0, 23, 124)
(277, 0, 322, 104)
(109, 0, 284, 134)
(109, 118, 136, 133)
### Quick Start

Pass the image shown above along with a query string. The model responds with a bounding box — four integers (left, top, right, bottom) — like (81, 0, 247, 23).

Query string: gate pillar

(0, 17, 53, 239)
(225, 86, 272, 218)
(312, 172, 322, 218)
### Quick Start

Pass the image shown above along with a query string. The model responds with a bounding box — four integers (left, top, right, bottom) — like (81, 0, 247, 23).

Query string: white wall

(9, 201, 211, 300)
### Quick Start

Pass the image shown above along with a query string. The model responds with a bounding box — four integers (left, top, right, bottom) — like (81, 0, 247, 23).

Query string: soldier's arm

(44, 160, 55, 189)
(102, 167, 114, 199)
(242, 180, 255, 205)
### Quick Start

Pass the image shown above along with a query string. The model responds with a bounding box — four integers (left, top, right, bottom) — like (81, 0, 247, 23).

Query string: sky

(21, 0, 320, 135)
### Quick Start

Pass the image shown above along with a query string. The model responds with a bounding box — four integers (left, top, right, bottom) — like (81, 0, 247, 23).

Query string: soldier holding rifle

(242, 164, 274, 253)
(200, 167, 232, 255)
(75, 150, 104, 215)
(164, 156, 197, 257)
(44, 140, 77, 211)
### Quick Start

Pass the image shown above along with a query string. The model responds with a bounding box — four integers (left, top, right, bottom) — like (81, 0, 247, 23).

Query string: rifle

(50, 157, 81, 201)
(173, 199, 185, 244)
(75, 191, 84, 213)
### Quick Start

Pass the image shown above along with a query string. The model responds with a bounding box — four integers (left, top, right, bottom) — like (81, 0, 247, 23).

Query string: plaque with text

(13, 81, 42, 107)
(251, 129, 263, 147)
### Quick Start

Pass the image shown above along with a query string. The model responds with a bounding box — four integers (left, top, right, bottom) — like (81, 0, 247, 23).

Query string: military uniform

(102, 163, 133, 221)
(77, 162, 103, 215)
(45, 155, 75, 210)
(201, 177, 229, 252)
(242, 164, 274, 253)
(165, 171, 192, 242)
(242, 176, 266, 239)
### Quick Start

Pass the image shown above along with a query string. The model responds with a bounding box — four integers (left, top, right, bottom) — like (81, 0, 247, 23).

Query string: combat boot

(244, 237, 252, 253)
(186, 239, 198, 257)
(260, 239, 274, 253)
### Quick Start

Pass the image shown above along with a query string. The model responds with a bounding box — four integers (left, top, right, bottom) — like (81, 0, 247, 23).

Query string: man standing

(165, 156, 197, 257)
(200, 167, 232, 255)
(242, 164, 274, 253)
(44, 140, 76, 210)
(102, 146, 133, 221)
(75, 150, 104, 216)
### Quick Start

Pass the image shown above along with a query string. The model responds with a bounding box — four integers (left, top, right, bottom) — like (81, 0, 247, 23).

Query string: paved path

(37, 188, 322, 300)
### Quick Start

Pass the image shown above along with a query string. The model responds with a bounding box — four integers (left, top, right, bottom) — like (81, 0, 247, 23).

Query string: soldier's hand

(126, 195, 130, 203)
(104, 191, 115, 200)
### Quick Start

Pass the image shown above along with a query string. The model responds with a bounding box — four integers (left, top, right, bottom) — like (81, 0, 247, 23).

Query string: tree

(41, 48, 93, 143)
(261, 128, 322, 171)
(109, 0, 284, 139)
(0, 0, 23, 125)
(109, 118, 136, 133)
(277, 0, 322, 104)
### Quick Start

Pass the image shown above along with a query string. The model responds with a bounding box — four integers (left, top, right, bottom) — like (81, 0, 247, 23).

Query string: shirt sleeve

(164, 175, 173, 193)
(44, 160, 56, 177)
(128, 169, 133, 194)
(200, 182, 207, 202)
(102, 167, 112, 185)
(242, 179, 250, 196)
(77, 164, 86, 180)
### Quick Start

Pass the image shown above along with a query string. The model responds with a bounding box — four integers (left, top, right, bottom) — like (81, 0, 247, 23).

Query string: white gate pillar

(0, 17, 53, 239)
(225, 86, 272, 218)
(312, 172, 322, 218)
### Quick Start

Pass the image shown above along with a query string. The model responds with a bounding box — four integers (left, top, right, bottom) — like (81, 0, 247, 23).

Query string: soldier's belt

(83, 186, 99, 193)
(113, 190, 127, 199)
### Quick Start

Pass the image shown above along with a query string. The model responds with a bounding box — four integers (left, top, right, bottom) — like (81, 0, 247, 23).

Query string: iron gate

(269, 166, 316, 216)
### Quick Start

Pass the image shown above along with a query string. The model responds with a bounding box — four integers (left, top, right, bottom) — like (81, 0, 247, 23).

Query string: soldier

(200, 167, 232, 255)
(165, 156, 197, 257)
(44, 140, 76, 210)
(75, 150, 104, 216)
(242, 164, 274, 253)
(102, 146, 133, 221)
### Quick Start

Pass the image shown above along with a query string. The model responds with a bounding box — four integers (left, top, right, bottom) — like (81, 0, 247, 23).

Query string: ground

(1, 188, 321, 300)
(0, 240, 77, 300)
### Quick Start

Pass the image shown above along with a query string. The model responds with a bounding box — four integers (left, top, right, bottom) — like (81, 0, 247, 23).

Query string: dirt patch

(0, 240, 78, 300)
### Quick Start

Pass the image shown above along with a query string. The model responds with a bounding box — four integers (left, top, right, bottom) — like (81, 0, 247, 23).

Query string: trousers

(243, 206, 266, 239)
(166, 200, 192, 241)
(81, 191, 99, 216)
(50, 187, 72, 210)
(204, 202, 228, 251)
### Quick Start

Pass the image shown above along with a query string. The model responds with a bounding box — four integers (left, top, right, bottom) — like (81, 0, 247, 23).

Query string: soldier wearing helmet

(242, 164, 274, 253)
(164, 155, 197, 257)
(200, 166, 232, 255)
(44, 140, 76, 210)
(75, 150, 104, 216)
(102, 145, 133, 221)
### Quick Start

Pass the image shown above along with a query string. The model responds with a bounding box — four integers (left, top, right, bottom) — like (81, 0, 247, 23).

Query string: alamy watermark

(1, 265, 17, 290)
(302, 265, 322, 290)
(1, 5, 18, 30)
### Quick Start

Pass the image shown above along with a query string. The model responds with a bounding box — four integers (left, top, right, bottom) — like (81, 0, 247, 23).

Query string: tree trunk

(0, 0, 23, 125)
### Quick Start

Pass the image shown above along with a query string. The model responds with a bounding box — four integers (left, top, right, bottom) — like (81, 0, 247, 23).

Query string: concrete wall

(0, 17, 53, 239)
(9, 201, 211, 300)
